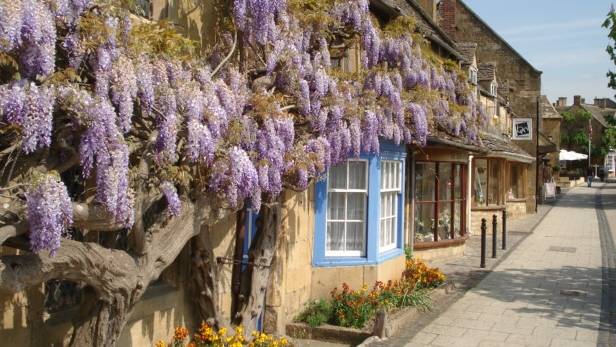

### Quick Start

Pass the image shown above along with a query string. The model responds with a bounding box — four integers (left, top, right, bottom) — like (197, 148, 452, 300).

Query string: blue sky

(463, 0, 615, 105)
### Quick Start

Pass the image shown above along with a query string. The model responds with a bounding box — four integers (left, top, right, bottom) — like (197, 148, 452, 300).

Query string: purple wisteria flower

(161, 181, 181, 216)
(26, 174, 73, 256)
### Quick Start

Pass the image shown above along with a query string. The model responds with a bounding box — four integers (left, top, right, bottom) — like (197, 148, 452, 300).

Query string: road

(401, 184, 616, 347)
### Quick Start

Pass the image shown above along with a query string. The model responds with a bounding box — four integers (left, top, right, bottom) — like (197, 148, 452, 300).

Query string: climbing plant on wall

(0, 0, 484, 345)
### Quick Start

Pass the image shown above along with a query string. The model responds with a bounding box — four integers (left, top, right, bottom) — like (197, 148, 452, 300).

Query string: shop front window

(415, 162, 466, 244)
(473, 158, 501, 206)
(509, 163, 526, 199)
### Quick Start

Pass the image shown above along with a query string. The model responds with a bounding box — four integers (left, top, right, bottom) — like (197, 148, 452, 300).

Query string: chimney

(438, 0, 457, 39)
(417, 0, 438, 21)
(581, 97, 586, 104)
(556, 97, 567, 107)
(573, 95, 581, 106)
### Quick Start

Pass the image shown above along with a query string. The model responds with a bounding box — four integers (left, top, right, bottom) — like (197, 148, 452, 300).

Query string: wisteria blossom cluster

(0, 0, 57, 78)
(25, 174, 73, 255)
(161, 181, 181, 217)
(0, 0, 486, 254)
(0, 81, 55, 153)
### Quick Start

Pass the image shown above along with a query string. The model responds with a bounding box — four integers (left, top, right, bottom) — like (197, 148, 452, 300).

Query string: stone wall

(506, 200, 527, 220)
(264, 185, 407, 334)
(414, 243, 466, 262)
(438, 0, 541, 213)
(470, 208, 505, 236)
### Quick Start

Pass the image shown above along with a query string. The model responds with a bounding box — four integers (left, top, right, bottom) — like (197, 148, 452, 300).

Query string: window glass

(454, 164, 462, 200)
(414, 203, 435, 243)
(349, 161, 367, 190)
(415, 163, 436, 202)
(326, 160, 368, 256)
(509, 164, 525, 199)
(488, 161, 500, 205)
(437, 203, 452, 241)
(438, 163, 453, 201)
(473, 159, 488, 206)
(454, 200, 462, 236)
(415, 162, 467, 243)
(380, 160, 401, 251)
(329, 164, 347, 190)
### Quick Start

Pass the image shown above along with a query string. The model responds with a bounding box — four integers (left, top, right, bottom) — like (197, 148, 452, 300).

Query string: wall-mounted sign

(512, 118, 532, 140)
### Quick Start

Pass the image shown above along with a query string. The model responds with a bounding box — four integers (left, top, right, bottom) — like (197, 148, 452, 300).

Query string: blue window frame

(313, 141, 407, 267)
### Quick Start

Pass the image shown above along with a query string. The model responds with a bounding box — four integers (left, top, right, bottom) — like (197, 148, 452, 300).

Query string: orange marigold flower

(174, 327, 189, 341)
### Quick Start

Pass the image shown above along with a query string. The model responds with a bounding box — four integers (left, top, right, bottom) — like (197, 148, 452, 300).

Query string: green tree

(604, 6, 616, 90)
(560, 109, 591, 152)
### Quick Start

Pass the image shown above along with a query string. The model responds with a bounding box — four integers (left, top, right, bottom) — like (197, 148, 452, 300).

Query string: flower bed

(297, 258, 446, 330)
(155, 323, 290, 347)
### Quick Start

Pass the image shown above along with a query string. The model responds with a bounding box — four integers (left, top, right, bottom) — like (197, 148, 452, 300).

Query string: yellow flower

(154, 340, 166, 347)
(280, 337, 289, 345)
(218, 327, 228, 337)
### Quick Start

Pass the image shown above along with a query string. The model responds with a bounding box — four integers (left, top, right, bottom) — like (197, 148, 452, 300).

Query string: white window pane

(328, 192, 345, 220)
(329, 163, 347, 189)
(348, 161, 367, 190)
(346, 222, 364, 252)
(347, 193, 365, 220)
(327, 222, 345, 251)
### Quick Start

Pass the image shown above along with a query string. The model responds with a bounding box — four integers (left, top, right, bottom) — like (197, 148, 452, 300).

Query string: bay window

(380, 160, 402, 252)
(326, 160, 368, 256)
(414, 162, 466, 244)
(473, 158, 502, 206)
(508, 163, 526, 199)
(314, 142, 406, 266)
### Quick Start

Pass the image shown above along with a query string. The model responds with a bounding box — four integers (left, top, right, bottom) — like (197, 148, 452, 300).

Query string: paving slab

(369, 185, 614, 347)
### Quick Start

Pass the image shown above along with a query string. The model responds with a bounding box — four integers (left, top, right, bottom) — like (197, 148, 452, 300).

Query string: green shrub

(297, 299, 333, 327)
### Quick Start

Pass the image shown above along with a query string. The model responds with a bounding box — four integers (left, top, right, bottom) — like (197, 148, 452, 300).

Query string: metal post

(492, 215, 497, 258)
(480, 218, 487, 268)
(502, 210, 507, 250)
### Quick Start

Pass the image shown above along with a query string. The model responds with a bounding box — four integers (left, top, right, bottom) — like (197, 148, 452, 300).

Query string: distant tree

(604, 5, 616, 91)
(560, 109, 591, 152)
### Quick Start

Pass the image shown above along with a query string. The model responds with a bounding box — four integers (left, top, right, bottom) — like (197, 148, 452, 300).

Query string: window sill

(506, 198, 526, 203)
(414, 235, 469, 250)
(314, 249, 404, 267)
(471, 205, 505, 211)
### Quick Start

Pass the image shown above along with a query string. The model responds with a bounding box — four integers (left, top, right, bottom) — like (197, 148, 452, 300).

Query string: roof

(480, 133, 535, 163)
(457, 0, 542, 75)
(427, 129, 486, 153)
(582, 104, 612, 128)
(370, 0, 465, 61)
(540, 96, 562, 119)
(557, 103, 614, 128)
(457, 42, 477, 66)
(478, 63, 496, 81)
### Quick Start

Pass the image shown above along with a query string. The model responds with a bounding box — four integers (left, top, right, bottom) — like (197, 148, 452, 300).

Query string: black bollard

(480, 218, 487, 268)
(492, 214, 497, 259)
(502, 210, 507, 250)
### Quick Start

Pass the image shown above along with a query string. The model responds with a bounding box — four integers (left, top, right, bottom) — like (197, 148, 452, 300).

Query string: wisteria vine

(0, 0, 485, 254)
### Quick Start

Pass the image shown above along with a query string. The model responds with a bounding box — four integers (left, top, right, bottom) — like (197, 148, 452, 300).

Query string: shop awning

(559, 149, 588, 161)
(481, 133, 535, 164)
(426, 130, 487, 153)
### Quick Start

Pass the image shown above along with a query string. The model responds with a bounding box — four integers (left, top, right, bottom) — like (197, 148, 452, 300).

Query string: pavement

(387, 184, 616, 347)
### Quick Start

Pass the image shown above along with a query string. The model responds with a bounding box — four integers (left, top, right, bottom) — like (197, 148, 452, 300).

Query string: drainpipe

(535, 96, 540, 212)
(409, 151, 415, 249)
(467, 154, 474, 235)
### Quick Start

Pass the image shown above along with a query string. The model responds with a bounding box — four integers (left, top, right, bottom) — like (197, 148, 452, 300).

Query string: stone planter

(286, 283, 455, 346)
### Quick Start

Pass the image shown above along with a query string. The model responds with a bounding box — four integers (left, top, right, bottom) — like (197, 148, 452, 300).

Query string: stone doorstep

(286, 285, 454, 346)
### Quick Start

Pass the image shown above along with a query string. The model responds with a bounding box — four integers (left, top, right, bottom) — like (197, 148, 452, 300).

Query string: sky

(463, 0, 615, 105)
